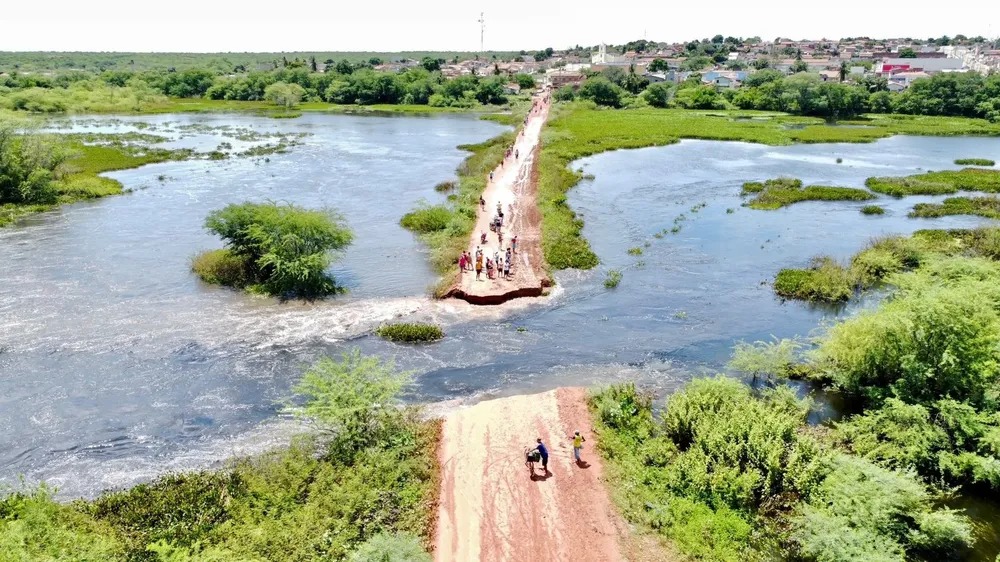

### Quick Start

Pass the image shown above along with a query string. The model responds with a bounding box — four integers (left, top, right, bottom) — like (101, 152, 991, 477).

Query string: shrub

(774, 256, 854, 301)
(861, 204, 885, 215)
(0, 484, 122, 561)
(203, 202, 353, 297)
(400, 204, 453, 233)
(191, 249, 251, 288)
(727, 338, 801, 378)
(433, 181, 455, 193)
(604, 269, 622, 288)
(349, 532, 430, 562)
(954, 158, 995, 166)
(375, 323, 444, 343)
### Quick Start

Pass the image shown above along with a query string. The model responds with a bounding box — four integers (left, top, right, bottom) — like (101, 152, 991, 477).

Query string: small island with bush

(741, 177, 875, 210)
(192, 201, 353, 298)
(375, 323, 445, 343)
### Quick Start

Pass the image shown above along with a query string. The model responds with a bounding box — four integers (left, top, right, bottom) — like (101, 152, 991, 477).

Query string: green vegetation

(604, 269, 623, 288)
(375, 322, 445, 343)
(861, 204, 886, 215)
(910, 196, 1000, 219)
(775, 256, 855, 302)
(0, 350, 439, 561)
(866, 168, 1000, 197)
(589, 380, 972, 561)
(740, 177, 875, 210)
(955, 158, 995, 166)
(626, 246, 643, 256)
(196, 202, 354, 298)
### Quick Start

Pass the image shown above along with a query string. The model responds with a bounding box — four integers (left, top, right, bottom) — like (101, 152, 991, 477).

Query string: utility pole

(478, 12, 486, 56)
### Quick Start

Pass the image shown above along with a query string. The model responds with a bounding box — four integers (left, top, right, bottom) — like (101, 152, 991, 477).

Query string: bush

(433, 181, 455, 193)
(191, 249, 251, 288)
(399, 204, 453, 233)
(349, 532, 430, 562)
(774, 256, 854, 302)
(861, 204, 885, 215)
(604, 269, 622, 288)
(203, 202, 353, 297)
(375, 323, 444, 343)
(955, 158, 995, 166)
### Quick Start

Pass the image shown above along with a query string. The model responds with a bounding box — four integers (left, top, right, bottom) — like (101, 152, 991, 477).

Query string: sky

(3, 0, 998, 53)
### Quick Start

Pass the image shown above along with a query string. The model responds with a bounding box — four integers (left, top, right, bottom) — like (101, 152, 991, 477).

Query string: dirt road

(434, 388, 624, 561)
(450, 93, 551, 305)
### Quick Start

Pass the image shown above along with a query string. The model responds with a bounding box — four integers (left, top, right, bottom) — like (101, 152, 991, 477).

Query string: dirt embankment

(433, 388, 625, 561)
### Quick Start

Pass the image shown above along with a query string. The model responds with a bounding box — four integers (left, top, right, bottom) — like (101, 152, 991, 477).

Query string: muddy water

(2, 116, 1000, 560)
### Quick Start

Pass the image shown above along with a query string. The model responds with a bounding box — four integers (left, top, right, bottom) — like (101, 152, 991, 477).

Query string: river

(1, 113, 999, 557)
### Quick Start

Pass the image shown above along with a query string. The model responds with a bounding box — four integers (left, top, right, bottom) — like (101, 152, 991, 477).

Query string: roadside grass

(955, 158, 995, 166)
(740, 177, 875, 210)
(866, 168, 1000, 197)
(910, 196, 1000, 220)
(375, 322, 445, 343)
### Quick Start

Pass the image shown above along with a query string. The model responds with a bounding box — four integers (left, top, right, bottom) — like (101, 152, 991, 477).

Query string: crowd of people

(458, 95, 549, 287)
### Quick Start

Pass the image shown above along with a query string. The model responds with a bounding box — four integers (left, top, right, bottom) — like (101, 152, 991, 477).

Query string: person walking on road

(535, 438, 549, 473)
(572, 431, 587, 463)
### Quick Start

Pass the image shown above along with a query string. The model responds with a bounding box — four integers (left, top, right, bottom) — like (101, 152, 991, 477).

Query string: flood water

(2, 113, 999, 557)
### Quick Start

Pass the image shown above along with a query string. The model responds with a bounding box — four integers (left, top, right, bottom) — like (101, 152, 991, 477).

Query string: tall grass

(741, 177, 875, 210)
(866, 168, 1000, 197)
(910, 196, 1000, 219)
(375, 322, 444, 343)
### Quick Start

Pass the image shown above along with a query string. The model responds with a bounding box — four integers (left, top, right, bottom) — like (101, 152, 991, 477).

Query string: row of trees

(1, 65, 538, 109)
(558, 69, 1000, 121)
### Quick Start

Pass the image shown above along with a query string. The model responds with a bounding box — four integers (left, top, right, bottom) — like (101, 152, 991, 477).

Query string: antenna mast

(478, 12, 485, 55)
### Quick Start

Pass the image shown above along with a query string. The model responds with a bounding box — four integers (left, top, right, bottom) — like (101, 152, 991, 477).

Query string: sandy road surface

(453, 94, 550, 303)
(434, 388, 624, 561)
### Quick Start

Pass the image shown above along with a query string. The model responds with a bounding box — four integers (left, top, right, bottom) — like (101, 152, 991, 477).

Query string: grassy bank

(0, 351, 440, 562)
(741, 178, 875, 210)
(537, 104, 1000, 271)
(138, 98, 503, 116)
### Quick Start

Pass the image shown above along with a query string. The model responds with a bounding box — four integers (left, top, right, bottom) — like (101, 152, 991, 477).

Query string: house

(548, 71, 585, 88)
(701, 70, 747, 88)
(503, 83, 521, 95)
(875, 57, 963, 74)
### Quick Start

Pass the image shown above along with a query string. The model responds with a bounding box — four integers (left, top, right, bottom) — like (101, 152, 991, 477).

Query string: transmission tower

(478, 12, 486, 55)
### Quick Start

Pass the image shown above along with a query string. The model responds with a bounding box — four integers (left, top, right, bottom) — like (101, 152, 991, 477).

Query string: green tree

(578, 77, 623, 107)
(203, 202, 354, 297)
(420, 57, 441, 72)
(0, 123, 68, 205)
(514, 73, 536, 89)
(335, 59, 354, 75)
(263, 81, 306, 109)
(475, 78, 507, 105)
(899, 47, 917, 58)
(791, 57, 809, 73)
(293, 349, 411, 455)
(643, 82, 672, 108)
(648, 58, 669, 72)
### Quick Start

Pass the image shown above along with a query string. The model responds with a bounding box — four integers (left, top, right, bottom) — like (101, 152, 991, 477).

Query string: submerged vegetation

(195, 202, 354, 298)
(955, 158, 996, 166)
(910, 196, 1000, 219)
(740, 177, 875, 210)
(865, 168, 1000, 197)
(0, 351, 439, 561)
(375, 322, 445, 343)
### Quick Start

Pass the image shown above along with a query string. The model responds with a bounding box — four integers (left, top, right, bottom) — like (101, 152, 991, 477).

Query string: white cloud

(2, 0, 996, 52)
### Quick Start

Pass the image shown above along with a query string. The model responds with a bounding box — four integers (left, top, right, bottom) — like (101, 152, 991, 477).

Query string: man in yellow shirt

(572, 431, 586, 463)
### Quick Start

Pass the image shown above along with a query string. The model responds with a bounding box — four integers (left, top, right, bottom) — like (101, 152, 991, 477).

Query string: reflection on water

(2, 118, 1000, 559)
